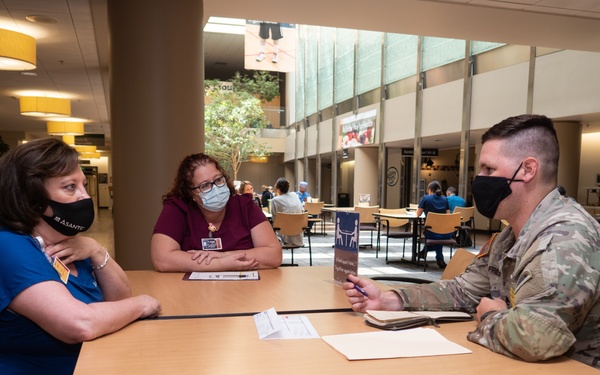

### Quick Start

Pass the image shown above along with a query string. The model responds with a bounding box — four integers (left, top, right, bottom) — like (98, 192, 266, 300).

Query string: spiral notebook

(364, 310, 472, 330)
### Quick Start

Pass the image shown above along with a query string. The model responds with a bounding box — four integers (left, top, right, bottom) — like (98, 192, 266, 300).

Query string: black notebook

(364, 310, 473, 330)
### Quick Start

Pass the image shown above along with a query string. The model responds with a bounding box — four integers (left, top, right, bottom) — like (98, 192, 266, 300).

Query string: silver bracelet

(92, 248, 110, 270)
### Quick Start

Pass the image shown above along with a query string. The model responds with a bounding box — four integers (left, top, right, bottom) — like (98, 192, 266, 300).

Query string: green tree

(204, 72, 279, 180)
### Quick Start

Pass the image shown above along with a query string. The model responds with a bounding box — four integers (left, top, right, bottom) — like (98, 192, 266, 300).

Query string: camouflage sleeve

(394, 241, 500, 312)
(467, 234, 599, 362)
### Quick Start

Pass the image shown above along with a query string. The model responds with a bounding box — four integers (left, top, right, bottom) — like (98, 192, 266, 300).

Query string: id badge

(201, 237, 223, 250)
(53, 257, 70, 284)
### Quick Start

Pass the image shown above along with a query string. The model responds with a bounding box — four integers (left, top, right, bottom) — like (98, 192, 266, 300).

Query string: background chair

(304, 201, 325, 236)
(272, 212, 312, 266)
(377, 208, 412, 263)
(371, 248, 476, 283)
(354, 205, 379, 249)
(453, 206, 476, 248)
(417, 212, 462, 271)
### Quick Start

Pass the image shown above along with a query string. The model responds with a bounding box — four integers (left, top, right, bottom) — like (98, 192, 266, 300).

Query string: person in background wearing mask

(0, 138, 161, 374)
(344, 114, 600, 369)
(151, 153, 282, 272)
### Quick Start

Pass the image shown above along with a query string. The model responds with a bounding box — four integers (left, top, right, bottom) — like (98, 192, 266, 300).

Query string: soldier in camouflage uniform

(344, 114, 600, 369)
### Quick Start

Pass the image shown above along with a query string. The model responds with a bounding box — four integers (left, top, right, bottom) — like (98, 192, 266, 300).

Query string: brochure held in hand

(364, 310, 472, 330)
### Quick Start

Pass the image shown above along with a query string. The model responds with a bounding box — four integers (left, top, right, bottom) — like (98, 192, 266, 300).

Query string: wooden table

(126, 266, 356, 317)
(373, 212, 424, 264)
(74, 312, 595, 375)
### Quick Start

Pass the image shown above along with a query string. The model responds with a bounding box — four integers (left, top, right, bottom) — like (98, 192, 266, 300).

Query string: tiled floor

(88, 208, 491, 283)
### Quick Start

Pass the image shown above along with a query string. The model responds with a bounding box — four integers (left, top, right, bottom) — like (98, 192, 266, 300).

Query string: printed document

(322, 327, 471, 360)
(253, 307, 319, 340)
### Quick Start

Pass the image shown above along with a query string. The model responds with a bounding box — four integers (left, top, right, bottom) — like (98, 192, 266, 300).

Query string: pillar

(107, 0, 204, 269)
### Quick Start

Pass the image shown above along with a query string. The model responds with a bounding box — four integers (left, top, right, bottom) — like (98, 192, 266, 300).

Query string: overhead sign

(75, 134, 105, 146)
(401, 148, 438, 157)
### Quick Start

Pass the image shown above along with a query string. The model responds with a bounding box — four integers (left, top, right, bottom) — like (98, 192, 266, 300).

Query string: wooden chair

(272, 212, 312, 266)
(304, 201, 325, 236)
(377, 208, 412, 263)
(354, 205, 379, 249)
(417, 212, 462, 271)
(453, 206, 476, 248)
(371, 248, 476, 284)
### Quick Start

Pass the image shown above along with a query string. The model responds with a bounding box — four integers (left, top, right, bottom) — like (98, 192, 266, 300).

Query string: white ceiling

(1, 0, 599, 151)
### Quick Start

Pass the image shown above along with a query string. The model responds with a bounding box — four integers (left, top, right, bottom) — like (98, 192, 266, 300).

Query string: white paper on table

(188, 271, 259, 280)
(321, 327, 471, 360)
(253, 307, 320, 340)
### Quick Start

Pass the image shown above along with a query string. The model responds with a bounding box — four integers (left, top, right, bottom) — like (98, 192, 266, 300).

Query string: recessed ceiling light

(26, 15, 58, 24)
(20, 71, 37, 76)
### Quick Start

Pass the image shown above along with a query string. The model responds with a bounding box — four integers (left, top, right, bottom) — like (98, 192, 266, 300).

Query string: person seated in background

(261, 184, 274, 210)
(238, 180, 261, 207)
(0, 138, 161, 374)
(270, 177, 304, 246)
(296, 181, 312, 203)
(296, 181, 315, 233)
(416, 180, 451, 268)
(151, 153, 282, 272)
(344, 114, 600, 369)
(446, 186, 466, 213)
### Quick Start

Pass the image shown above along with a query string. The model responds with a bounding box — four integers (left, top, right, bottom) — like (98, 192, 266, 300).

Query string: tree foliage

(204, 71, 279, 180)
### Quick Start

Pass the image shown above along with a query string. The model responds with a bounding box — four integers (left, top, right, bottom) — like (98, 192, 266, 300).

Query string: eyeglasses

(192, 176, 227, 194)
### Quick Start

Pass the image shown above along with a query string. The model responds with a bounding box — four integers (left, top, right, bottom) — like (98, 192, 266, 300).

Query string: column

(107, 0, 204, 269)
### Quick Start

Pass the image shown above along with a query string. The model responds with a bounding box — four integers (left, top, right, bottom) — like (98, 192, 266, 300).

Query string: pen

(346, 278, 368, 297)
(213, 274, 248, 278)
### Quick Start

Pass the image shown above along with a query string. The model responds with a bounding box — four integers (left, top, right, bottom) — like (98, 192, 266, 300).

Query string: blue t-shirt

(296, 191, 311, 203)
(418, 194, 450, 215)
(0, 229, 104, 375)
(447, 195, 466, 213)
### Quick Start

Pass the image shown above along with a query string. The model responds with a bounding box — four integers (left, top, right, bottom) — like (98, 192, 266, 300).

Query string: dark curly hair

(0, 137, 81, 234)
(163, 153, 235, 203)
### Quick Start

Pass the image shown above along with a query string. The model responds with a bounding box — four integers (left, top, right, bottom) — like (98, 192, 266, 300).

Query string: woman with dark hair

(151, 153, 281, 272)
(416, 180, 451, 268)
(270, 177, 304, 246)
(0, 137, 161, 374)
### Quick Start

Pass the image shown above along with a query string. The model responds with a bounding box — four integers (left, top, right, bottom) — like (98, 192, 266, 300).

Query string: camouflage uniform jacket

(395, 189, 600, 368)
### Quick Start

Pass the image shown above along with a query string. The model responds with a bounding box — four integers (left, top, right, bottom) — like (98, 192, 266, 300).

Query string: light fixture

(249, 155, 268, 163)
(62, 135, 75, 145)
(79, 152, 101, 159)
(47, 121, 84, 135)
(0, 29, 36, 71)
(74, 145, 96, 153)
(21, 97, 71, 117)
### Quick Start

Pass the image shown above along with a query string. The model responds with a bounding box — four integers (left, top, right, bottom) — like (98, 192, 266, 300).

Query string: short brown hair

(0, 137, 80, 234)
(482, 114, 559, 185)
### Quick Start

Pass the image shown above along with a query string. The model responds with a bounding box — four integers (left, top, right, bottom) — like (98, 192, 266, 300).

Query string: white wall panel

(318, 118, 333, 154)
(306, 124, 318, 156)
(533, 50, 600, 119)
(421, 80, 463, 137)
(383, 93, 416, 143)
(471, 63, 529, 130)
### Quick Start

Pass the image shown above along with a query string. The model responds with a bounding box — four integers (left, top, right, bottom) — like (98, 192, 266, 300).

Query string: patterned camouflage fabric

(395, 188, 600, 368)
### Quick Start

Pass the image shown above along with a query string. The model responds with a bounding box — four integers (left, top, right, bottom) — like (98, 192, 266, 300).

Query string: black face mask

(471, 163, 524, 219)
(42, 198, 95, 236)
